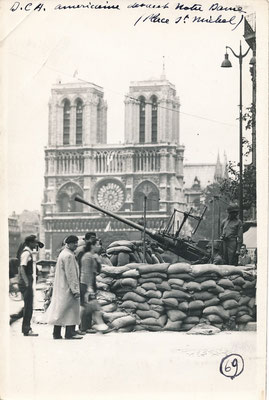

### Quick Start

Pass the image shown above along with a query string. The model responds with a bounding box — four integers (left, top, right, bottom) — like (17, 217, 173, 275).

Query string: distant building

(18, 210, 40, 240)
(183, 152, 228, 206)
(8, 213, 21, 258)
(41, 71, 186, 258)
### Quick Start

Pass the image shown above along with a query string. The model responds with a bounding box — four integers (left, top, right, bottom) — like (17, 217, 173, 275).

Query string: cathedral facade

(41, 74, 185, 257)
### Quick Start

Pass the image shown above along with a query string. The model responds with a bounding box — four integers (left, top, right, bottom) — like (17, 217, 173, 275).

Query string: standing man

(220, 204, 243, 265)
(45, 235, 82, 340)
(238, 244, 252, 266)
(76, 232, 97, 271)
(18, 235, 43, 336)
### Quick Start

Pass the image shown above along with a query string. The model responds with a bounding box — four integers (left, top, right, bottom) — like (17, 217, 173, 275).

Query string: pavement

(4, 297, 261, 400)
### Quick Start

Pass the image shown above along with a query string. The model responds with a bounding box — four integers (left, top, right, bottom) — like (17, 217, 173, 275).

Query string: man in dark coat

(220, 204, 243, 265)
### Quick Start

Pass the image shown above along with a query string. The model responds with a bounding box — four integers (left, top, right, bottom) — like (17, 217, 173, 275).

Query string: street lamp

(221, 41, 251, 223)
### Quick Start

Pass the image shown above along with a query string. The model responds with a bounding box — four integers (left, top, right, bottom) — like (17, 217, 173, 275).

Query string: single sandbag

(117, 252, 131, 266)
(118, 326, 135, 333)
(145, 290, 162, 299)
(229, 308, 239, 317)
(208, 285, 225, 294)
(237, 314, 253, 323)
(193, 291, 215, 301)
(121, 278, 138, 288)
(195, 275, 218, 283)
(141, 272, 167, 279)
(163, 290, 190, 300)
(178, 301, 189, 312)
(248, 298, 255, 309)
(189, 300, 205, 310)
(190, 264, 217, 277)
(204, 298, 220, 307)
(107, 246, 133, 255)
(102, 265, 130, 276)
(102, 312, 127, 323)
(140, 317, 162, 327)
(158, 315, 167, 328)
(108, 240, 134, 249)
(222, 299, 239, 310)
(200, 280, 217, 290)
(139, 278, 162, 284)
(122, 269, 140, 278)
(122, 292, 145, 303)
(150, 305, 165, 313)
(136, 302, 150, 311)
(112, 315, 136, 329)
(184, 316, 200, 325)
(189, 309, 202, 317)
(97, 274, 114, 284)
(181, 324, 196, 331)
(133, 287, 147, 297)
(169, 273, 192, 280)
(187, 322, 221, 335)
(219, 291, 240, 302)
(207, 314, 223, 324)
(163, 298, 178, 308)
(148, 298, 163, 305)
(168, 263, 191, 275)
(168, 278, 184, 287)
(120, 300, 137, 310)
(203, 306, 230, 320)
(218, 278, 235, 289)
(156, 282, 171, 291)
(102, 303, 117, 313)
(164, 319, 182, 331)
(137, 263, 169, 274)
(243, 281, 256, 290)
(185, 281, 201, 292)
(109, 254, 118, 266)
(141, 282, 157, 291)
(231, 276, 246, 286)
(136, 310, 160, 319)
(167, 309, 187, 322)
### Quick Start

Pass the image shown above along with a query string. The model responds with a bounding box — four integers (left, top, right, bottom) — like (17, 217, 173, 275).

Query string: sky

(2, 0, 258, 214)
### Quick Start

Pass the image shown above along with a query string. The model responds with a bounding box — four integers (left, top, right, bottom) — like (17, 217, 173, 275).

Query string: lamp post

(221, 41, 251, 223)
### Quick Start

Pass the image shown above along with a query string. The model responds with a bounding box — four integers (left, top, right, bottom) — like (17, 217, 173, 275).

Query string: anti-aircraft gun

(74, 196, 210, 263)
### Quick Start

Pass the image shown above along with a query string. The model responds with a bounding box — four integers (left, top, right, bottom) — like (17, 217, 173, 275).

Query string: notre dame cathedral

(41, 71, 224, 258)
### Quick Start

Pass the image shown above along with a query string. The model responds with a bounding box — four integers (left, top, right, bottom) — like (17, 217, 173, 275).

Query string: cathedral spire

(214, 151, 223, 182)
(161, 56, 166, 80)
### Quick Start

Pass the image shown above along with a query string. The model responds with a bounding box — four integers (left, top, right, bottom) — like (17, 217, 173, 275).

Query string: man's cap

(227, 203, 239, 213)
(84, 232, 97, 240)
(24, 235, 44, 248)
(65, 235, 79, 244)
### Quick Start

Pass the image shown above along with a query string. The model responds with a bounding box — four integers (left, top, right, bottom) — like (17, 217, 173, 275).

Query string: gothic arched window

(76, 99, 83, 145)
(151, 95, 158, 143)
(63, 99, 71, 145)
(133, 181, 159, 211)
(139, 96, 146, 143)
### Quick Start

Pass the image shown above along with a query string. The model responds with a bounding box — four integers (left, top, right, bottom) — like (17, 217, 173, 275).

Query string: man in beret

(17, 235, 43, 336)
(45, 235, 83, 339)
(220, 203, 243, 265)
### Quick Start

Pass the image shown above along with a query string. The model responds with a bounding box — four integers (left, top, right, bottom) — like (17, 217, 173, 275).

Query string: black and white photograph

(1, 0, 268, 398)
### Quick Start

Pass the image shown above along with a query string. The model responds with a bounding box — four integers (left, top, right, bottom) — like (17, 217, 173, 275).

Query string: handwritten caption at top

(9, 1, 246, 31)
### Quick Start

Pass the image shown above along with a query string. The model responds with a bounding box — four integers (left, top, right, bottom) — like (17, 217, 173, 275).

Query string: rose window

(97, 182, 124, 211)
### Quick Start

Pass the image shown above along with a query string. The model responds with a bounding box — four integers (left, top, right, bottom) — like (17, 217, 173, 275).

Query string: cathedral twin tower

(42, 73, 185, 256)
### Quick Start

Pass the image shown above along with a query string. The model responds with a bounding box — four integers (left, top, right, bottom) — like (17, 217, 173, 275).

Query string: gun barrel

(75, 195, 152, 234)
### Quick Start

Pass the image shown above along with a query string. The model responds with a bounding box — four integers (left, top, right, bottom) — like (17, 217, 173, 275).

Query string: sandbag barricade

(96, 262, 256, 332)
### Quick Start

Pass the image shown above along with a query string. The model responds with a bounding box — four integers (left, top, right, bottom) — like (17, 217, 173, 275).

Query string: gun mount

(74, 196, 210, 263)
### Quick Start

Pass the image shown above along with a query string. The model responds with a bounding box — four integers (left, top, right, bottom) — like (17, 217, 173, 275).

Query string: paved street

(5, 302, 259, 400)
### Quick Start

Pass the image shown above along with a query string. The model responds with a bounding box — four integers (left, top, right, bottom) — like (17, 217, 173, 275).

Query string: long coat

(45, 247, 80, 326)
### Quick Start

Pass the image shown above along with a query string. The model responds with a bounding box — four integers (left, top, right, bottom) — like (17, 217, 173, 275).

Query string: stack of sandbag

(96, 262, 256, 333)
(106, 240, 164, 266)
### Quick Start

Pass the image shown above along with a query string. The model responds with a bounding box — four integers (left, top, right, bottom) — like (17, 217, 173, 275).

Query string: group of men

(10, 203, 254, 338)
(10, 231, 107, 339)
